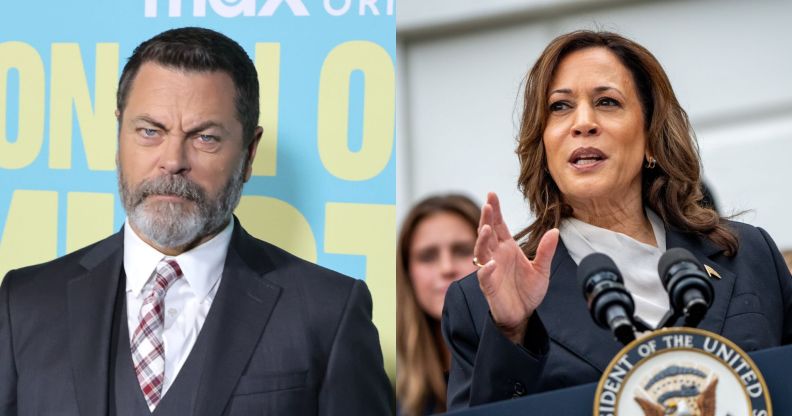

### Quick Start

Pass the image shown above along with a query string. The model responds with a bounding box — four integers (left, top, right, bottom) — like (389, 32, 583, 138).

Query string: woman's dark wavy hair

(514, 30, 737, 257)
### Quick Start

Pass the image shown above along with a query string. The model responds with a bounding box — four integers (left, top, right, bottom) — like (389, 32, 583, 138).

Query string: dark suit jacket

(442, 221, 792, 410)
(0, 220, 394, 415)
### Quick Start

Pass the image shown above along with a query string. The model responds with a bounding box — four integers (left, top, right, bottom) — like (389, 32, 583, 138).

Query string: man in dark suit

(0, 27, 393, 415)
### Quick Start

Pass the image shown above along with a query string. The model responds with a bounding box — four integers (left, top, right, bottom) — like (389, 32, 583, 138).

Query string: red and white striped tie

(130, 258, 183, 411)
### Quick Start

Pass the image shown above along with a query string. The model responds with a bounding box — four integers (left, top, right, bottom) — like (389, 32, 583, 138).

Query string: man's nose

(159, 136, 190, 175)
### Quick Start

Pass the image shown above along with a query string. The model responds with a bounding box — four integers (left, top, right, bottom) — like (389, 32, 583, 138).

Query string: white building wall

(397, 0, 792, 249)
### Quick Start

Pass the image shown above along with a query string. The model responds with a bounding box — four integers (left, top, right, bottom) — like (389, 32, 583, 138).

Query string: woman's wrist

(497, 315, 530, 345)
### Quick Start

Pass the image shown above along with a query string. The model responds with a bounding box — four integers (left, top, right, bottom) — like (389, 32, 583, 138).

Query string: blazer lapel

(67, 232, 124, 416)
(194, 225, 283, 416)
(535, 226, 735, 373)
(664, 227, 735, 334)
(537, 240, 623, 373)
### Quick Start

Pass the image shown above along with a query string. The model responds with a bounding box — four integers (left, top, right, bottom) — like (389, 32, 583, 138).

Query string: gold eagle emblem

(634, 364, 718, 416)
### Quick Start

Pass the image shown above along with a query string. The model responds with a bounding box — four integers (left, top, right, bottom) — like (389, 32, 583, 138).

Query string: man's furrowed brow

(132, 115, 167, 130)
(184, 121, 231, 136)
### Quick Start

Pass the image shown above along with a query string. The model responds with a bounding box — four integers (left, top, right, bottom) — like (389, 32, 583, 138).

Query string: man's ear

(115, 110, 122, 168)
(243, 126, 264, 182)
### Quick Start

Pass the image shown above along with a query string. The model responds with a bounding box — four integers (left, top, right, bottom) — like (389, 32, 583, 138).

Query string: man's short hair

(117, 27, 259, 146)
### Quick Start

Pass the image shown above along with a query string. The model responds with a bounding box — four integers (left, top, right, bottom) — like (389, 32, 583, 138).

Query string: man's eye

(140, 128, 158, 137)
(197, 134, 218, 143)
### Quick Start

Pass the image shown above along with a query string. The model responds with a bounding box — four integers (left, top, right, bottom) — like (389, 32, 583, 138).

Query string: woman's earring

(645, 156, 656, 169)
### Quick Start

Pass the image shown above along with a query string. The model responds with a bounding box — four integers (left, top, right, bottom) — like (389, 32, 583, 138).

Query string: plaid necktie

(130, 258, 183, 411)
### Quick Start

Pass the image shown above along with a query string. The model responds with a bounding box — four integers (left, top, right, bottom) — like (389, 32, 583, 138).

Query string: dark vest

(109, 271, 209, 415)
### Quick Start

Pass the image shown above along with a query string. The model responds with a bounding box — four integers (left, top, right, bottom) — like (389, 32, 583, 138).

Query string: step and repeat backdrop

(0, 0, 396, 377)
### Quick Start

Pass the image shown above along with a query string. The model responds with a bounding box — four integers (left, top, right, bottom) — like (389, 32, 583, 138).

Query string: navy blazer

(0, 219, 394, 415)
(442, 220, 792, 410)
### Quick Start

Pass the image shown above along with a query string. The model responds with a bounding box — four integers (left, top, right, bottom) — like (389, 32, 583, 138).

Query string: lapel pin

(704, 264, 721, 279)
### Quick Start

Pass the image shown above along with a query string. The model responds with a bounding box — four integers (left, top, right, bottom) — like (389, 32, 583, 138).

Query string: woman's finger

(532, 228, 559, 276)
(476, 259, 498, 297)
(479, 201, 494, 234)
(473, 224, 494, 263)
(486, 224, 498, 254)
(488, 192, 512, 242)
(478, 197, 490, 232)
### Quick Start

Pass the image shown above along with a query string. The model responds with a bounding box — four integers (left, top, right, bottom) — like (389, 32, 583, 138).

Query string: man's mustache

(132, 175, 206, 206)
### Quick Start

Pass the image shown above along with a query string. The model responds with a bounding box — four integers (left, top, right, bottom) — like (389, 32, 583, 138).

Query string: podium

(446, 344, 792, 415)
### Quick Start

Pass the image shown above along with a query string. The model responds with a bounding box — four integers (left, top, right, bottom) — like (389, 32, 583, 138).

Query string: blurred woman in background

(397, 194, 480, 415)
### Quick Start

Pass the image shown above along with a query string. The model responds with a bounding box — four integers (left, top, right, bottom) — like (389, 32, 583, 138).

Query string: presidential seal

(593, 327, 771, 416)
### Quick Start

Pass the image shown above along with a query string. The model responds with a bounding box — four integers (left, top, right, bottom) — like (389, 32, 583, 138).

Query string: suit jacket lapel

(664, 226, 735, 334)
(194, 223, 283, 416)
(537, 240, 623, 373)
(537, 227, 737, 374)
(67, 232, 124, 416)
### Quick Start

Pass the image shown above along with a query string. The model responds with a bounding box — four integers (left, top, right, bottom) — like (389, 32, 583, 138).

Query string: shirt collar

(123, 219, 234, 301)
(559, 207, 667, 263)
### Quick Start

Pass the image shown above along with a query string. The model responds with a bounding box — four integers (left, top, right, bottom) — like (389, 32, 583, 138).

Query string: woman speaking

(442, 30, 792, 410)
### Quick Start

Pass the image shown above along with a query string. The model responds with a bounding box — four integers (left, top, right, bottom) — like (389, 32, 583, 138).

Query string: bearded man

(0, 27, 393, 416)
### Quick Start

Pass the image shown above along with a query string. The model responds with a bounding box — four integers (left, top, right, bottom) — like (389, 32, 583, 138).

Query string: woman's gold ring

(472, 257, 486, 268)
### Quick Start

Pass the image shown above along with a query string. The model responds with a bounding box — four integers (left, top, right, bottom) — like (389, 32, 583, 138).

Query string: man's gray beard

(118, 158, 246, 250)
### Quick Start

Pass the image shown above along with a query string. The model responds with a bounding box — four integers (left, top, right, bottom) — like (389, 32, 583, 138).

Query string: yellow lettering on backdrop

(49, 43, 118, 171)
(324, 202, 396, 380)
(0, 191, 58, 282)
(66, 192, 115, 254)
(317, 41, 395, 181)
(0, 42, 45, 169)
(235, 195, 317, 262)
(253, 43, 280, 176)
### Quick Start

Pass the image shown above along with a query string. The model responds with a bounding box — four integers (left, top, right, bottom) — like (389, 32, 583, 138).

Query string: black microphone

(577, 253, 636, 345)
(658, 248, 714, 327)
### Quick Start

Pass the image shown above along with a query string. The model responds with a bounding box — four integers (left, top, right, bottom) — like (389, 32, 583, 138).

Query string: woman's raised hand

(474, 192, 559, 344)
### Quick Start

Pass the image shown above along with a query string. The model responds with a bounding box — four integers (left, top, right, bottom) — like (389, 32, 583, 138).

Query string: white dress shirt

(123, 219, 233, 395)
(559, 209, 670, 328)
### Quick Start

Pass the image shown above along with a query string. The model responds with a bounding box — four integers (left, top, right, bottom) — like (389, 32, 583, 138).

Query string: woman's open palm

(474, 192, 559, 343)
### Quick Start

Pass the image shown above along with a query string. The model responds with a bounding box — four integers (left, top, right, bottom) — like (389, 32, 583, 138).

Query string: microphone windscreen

(657, 247, 703, 285)
(577, 252, 621, 291)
